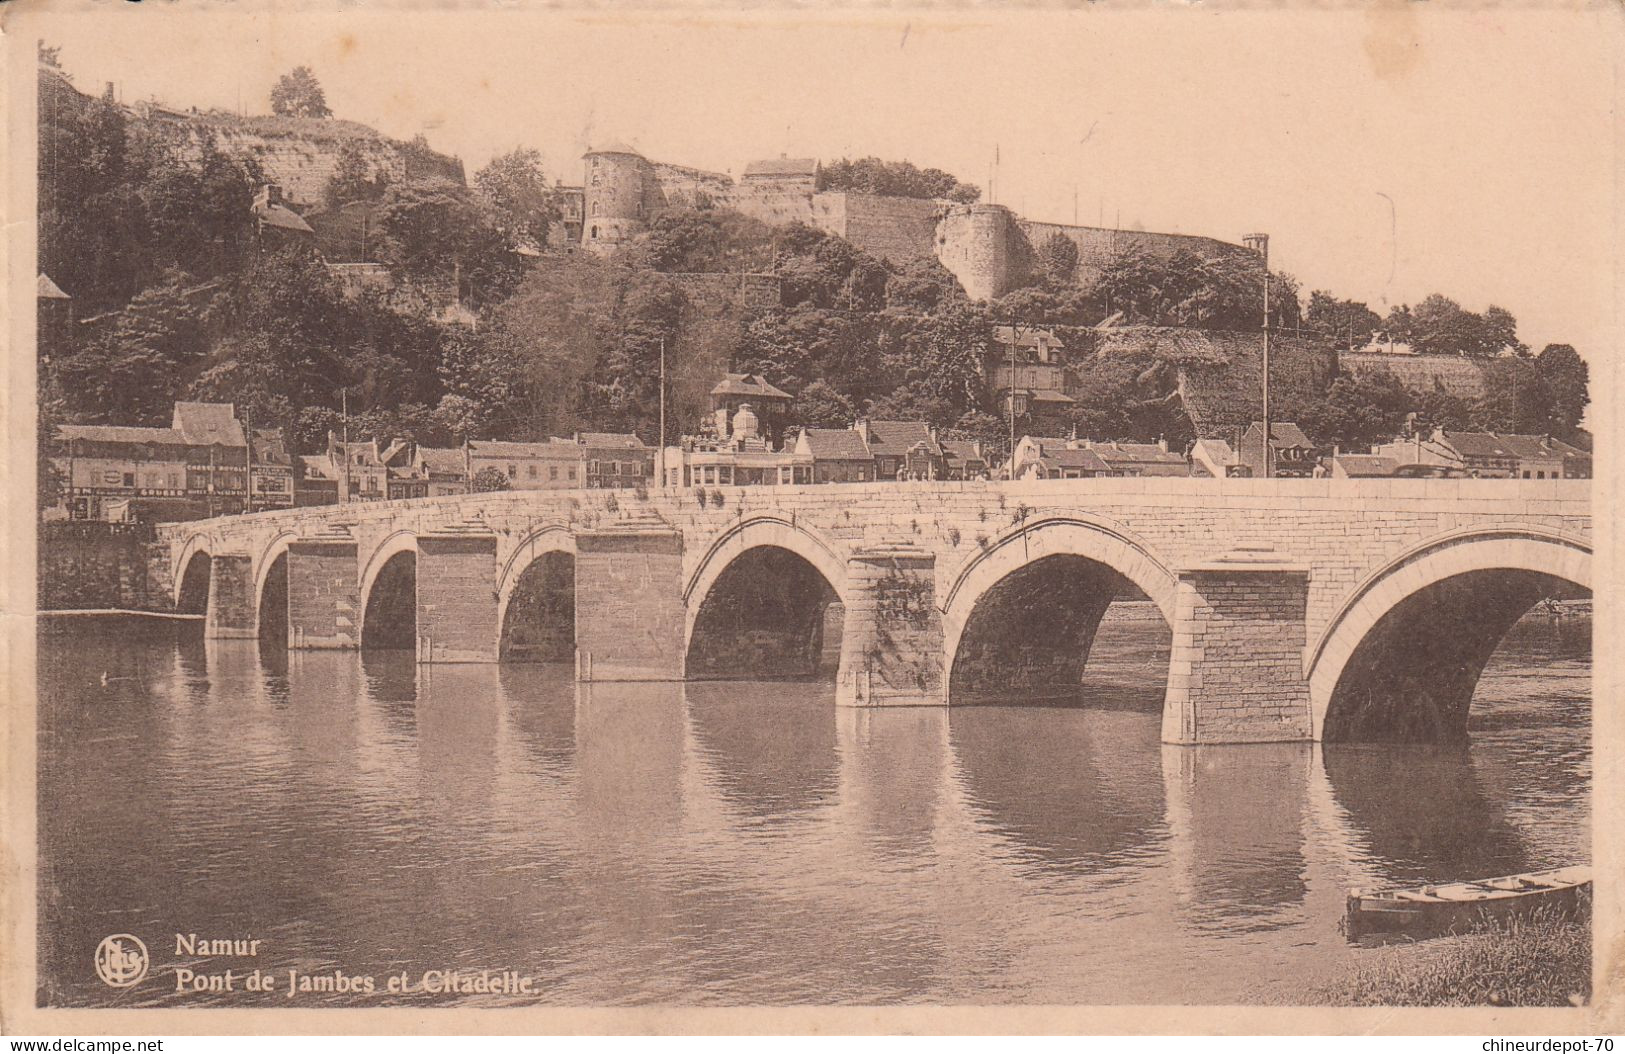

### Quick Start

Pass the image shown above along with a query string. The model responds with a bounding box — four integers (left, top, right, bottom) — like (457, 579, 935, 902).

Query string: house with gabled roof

(794, 427, 877, 483)
(856, 419, 944, 480)
(1238, 421, 1317, 478)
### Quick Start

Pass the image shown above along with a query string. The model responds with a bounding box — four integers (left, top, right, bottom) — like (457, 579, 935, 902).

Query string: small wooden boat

(1346, 866, 1591, 939)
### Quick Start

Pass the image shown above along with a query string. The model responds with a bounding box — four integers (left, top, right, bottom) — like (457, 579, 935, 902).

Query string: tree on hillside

(1401, 295, 1524, 358)
(374, 177, 521, 306)
(625, 209, 774, 274)
(1471, 356, 1552, 435)
(584, 272, 687, 437)
(1414, 387, 1475, 433)
(324, 140, 388, 207)
(52, 274, 218, 425)
(1299, 371, 1412, 450)
(445, 256, 620, 440)
(885, 256, 966, 315)
(1306, 291, 1381, 349)
(770, 223, 893, 311)
(816, 157, 980, 203)
(1093, 246, 1297, 331)
(1535, 343, 1589, 437)
(791, 380, 856, 428)
(473, 148, 557, 251)
(1038, 233, 1079, 287)
(270, 66, 332, 119)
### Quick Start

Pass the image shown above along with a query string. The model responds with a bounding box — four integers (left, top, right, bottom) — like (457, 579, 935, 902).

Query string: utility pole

(341, 388, 351, 505)
(1006, 314, 1020, 479)
(658, 337, 667, 486)
(244, 406, 254, 514)
(1245, 233, 1272, 478)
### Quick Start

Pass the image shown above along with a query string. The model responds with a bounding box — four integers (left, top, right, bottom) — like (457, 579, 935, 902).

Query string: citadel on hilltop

(42, 54, 1260, 304)
(568, 143, 1259, 300)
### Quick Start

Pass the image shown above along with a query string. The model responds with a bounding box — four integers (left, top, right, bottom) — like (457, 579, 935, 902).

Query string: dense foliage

(815, 157, 980, 203)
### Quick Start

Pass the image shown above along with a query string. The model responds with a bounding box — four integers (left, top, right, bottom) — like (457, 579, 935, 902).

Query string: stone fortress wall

(580, 145, 1262, 301)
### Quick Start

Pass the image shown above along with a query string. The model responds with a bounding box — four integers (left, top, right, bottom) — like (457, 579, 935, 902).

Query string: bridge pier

(287, 532, 360, 649)
(574, 524, 686, 681)
(836, 545, 945, 707)
(1161, 547, 1312, 744)
(205, 553, 257, 639)
(416, 527, 499, 663)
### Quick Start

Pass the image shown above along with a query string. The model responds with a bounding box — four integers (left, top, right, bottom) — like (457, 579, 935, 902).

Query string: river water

(36, 612, 1590, 1007)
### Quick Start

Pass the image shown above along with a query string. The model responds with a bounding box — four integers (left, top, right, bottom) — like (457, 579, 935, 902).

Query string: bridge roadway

(157, 477, 1592, 744)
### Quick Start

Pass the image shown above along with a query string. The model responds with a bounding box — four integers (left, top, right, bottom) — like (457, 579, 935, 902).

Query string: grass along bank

(1298, 902, 1591, 1007)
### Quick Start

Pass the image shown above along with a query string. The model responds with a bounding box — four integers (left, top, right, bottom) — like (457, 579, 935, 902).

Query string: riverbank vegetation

(1307, 902, 1590, 1007)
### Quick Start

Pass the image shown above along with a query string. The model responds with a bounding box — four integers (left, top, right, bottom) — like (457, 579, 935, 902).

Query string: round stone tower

(582, 142, 649, 255)
(935, 203, 1020, 301)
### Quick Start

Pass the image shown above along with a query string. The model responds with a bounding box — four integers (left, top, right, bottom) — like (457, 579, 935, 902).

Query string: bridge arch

(360, 531, 419, 651)
(497, 526, 577, 662)
(496, 525, 577, 636)
(940, 515, 1181, 690)
(172, 535, 214, 610)
(1308, 525, 1591, 742)
(251, 531, 298, 644)
(682, 516, 851, 680)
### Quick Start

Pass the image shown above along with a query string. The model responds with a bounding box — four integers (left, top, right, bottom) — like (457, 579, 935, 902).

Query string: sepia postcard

(1, 0, 1620, 1037)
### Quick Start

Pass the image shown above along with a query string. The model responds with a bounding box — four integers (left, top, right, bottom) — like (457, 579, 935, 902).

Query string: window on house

(508, 464, 517, 478)
(567, 467, 576, 481)
(528, 464, 538, 478)
(1523, 471, 1531, 479)
(592, 202, 601, 216)
(549, 465, 558, 480)
(1537, 471, 1546, 479)
(122, 472, 134, 487)
(589, 460, 600, 475)
(591, 226, 599, 238)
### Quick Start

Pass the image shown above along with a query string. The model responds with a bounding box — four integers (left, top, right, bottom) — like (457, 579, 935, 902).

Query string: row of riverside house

(296, 432, 654, 505)
(44, 400, 657, 523)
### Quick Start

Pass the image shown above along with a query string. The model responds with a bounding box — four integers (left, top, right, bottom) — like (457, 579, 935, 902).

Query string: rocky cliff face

(42, 66, 464, 209)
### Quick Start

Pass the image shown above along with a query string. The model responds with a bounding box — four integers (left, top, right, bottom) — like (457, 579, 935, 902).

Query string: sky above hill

(30, 7, 1620, 367)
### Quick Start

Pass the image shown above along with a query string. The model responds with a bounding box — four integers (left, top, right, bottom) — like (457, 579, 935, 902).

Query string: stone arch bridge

(156, 478, 1591, 744)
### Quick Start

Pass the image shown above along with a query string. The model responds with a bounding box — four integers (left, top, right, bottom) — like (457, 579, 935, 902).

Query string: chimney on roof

(853, 418, 870, 445)
(103, 82, 115, 102)
(1157, 437, 1168, 453)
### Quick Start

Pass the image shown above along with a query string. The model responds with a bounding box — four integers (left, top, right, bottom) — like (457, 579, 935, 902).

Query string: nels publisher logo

(95, 934, 149, 988)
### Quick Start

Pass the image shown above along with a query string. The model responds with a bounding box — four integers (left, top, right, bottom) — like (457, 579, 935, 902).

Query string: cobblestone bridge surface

(155, 478, 1591, 744)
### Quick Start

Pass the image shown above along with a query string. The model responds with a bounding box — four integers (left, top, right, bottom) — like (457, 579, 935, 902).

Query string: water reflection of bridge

(188, 647, 1559, 942)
